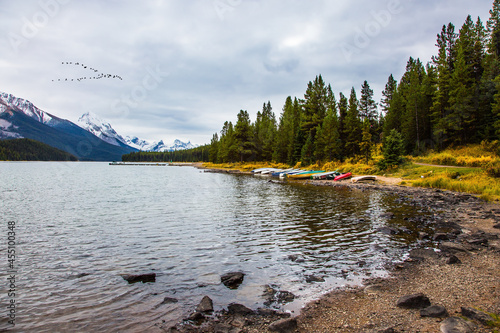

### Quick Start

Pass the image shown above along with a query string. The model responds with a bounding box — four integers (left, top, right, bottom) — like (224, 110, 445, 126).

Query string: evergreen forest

(0, 138, 78, 161)
(205, 1, 500, 167)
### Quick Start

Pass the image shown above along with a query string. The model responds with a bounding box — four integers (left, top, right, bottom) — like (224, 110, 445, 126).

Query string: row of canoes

(251, 167, 353, 181)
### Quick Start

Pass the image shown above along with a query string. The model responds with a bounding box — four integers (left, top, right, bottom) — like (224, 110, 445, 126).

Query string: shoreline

(166, 168, 500, 332)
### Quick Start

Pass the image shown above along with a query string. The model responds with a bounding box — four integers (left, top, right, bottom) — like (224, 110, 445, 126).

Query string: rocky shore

(165, 171, 500, 332)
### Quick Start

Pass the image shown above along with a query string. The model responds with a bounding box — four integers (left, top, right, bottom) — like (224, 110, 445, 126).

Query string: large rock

(227, 303, 254, 316)
(196, 296, 214, 313)
(420, 305, 448, 318)
(268, 318, 297, 333)
(440, 317, 476, 333)
(461, 307, 494, 325)
(221, 272, 245, 289)
(439, 242, 470, 253)
(121, 273, 156, 284)
(396, 293, 431, 309)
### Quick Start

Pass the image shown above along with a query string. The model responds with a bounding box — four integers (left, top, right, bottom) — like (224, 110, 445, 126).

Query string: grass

(203, 143, 500, 201)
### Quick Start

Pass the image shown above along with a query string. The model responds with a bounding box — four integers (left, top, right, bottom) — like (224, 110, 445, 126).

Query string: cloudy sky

(0, 0, 495, 145)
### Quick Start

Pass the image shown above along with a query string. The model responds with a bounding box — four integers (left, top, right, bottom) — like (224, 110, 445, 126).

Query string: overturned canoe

(333, 172, 352, 181)
(287, 170, 325, 179)
(351, 175, 377, 182)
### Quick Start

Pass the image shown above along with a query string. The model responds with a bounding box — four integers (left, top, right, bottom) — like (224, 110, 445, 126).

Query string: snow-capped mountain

(125, 136, 197, 152)
(77, 112, 129, 147)
(0, 91, 137, 161)
(75, 111, 198, 152)
(0, 92, 58, 125)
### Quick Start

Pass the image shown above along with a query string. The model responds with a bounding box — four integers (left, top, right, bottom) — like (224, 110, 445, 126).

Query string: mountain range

(77, 112, 197, 152)
(0, 92, 197, 161)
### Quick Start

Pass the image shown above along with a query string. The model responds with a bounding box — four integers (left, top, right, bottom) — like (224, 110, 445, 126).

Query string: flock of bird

(52, 62, 123, 82)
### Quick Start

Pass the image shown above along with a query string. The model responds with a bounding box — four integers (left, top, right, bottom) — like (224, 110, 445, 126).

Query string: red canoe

(333, 172, 352, 181)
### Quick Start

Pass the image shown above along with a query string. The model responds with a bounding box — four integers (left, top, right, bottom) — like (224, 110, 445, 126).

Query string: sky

(0, 0, 496, 145)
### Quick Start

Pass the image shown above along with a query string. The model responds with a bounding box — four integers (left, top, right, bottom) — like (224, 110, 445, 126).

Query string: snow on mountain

(0, 92, 55, 124)
(125, 136, 197, 152)
(77, 112, 129, 147)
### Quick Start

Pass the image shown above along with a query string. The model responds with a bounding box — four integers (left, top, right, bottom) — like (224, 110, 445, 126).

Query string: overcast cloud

(0, 0, 495, 144)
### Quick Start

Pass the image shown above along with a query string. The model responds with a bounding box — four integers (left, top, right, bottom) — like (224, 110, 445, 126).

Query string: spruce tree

(344, 87, 362, 157)
(359, 80, 378, 122)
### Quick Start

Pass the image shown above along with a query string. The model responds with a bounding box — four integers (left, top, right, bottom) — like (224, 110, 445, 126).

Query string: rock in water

(121, 273, 156, 284)
(396, 293, 431, 309)
(196, 296, 214, 313)
(440, 317, 475, 333)
(221, 272, 245, 289)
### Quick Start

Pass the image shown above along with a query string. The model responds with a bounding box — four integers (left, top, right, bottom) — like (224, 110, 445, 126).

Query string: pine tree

(234, 110, 255, 162)
(431, 23, 457, 148)
(344, 87, 362, 157)
(378, 129, 404, 169)
(209, 133, 219, 163)
(359, 80, 378, 122)
(337, 92, 348, 160)
(380, 74, 397, 114)
(359, 120, 373, 163)
(315, 105, 341, 161)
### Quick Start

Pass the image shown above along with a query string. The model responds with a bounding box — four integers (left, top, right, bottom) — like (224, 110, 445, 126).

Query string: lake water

(0, 162, 435, 332)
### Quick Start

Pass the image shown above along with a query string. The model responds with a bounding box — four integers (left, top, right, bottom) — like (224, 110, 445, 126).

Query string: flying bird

(53, 62, 123, 82)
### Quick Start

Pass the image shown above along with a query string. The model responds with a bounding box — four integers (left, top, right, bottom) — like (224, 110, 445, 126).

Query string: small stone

(187, 311, 205, 322)
(433, 233, 449, 241)
(396, 293, 431, 309)
(446, 255, 461, 265)
(196, 296, 213, 313)
(268, 318, 297, 332)
(420, 305, 448, 318)
(161, 297, 178, 304)
(493, 223, 500, 229)
(221, 272, 245, 289)
(440, 316, 475, 333)
(305, 275, 325, 283)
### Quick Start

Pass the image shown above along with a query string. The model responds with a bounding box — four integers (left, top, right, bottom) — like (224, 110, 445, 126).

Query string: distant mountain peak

(0, 91, 55, 124)
(124, 136, 197, 152)
(77, 112, 129, 147)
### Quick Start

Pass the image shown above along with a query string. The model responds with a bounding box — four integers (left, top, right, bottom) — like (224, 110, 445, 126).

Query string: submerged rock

(221, 272, 245, 289)
(121, 273, 156, 284)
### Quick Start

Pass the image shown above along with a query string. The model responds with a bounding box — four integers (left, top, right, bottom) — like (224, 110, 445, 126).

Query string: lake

(0, 162, 435, 332)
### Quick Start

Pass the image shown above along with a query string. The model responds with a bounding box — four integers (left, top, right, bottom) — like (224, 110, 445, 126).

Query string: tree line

(0, 138, 78, 161)
(122, 145, 209, 162)
(207, 1, 500, 167)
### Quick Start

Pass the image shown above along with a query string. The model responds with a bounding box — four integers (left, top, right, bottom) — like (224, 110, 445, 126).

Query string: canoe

(279, 169, 303, 178)
(311, 171, 341, 180)
(351, 175, 377, 182)
(271, 168, 294, 177)
(251, 168, 271, 174)
(287, 170, 325, 179)
(333, 172, 352, 181)
(260, 168, 283, 175)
